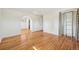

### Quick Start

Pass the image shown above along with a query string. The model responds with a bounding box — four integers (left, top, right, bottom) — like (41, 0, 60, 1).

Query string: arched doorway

(20, 16, 32, 42)
(21, 16, 32, 31)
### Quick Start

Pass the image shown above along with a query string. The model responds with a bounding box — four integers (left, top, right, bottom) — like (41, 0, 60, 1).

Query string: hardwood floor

(0, 29, 79, 50)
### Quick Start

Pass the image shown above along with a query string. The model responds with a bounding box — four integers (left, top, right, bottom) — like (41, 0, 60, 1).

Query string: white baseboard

(43, 31, 59, 36)
(0, 33, 20, 40)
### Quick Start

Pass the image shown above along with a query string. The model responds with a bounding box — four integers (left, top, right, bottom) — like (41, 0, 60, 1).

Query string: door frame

(59, 10, 75, 39)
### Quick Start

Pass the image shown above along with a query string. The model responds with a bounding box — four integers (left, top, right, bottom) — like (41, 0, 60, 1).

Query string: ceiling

(6, 8, 70, 15)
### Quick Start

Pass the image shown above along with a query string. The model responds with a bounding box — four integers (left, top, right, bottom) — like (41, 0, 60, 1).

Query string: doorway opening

(21, 16, 32, 31)
(59, 10, 77, 40)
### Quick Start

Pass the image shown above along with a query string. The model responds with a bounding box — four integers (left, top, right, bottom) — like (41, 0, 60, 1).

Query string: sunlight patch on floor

(32, 46, 38, 50)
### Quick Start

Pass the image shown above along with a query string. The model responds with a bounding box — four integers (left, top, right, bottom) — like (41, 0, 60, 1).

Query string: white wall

(43, 11, 59, 35)
(0, 9, 22, 38)
(0, 9, 2, 39)
(0, 9, 43, 39)
(21, 16, 31, 29)
(43, 8, 77, 36)
(32, 15, 43, 32)
(0, 8, 76, 38)
(43, 9, 71, 35)
(20, 15, 43, 32)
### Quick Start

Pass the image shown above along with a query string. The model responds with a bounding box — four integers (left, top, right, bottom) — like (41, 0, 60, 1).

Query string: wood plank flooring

(0, 29, 79, 50)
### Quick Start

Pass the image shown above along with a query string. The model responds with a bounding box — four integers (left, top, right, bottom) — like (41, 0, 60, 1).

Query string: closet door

(63, 12, 73, 37)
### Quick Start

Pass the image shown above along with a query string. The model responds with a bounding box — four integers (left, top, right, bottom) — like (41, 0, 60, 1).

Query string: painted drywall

(43, 8, 77, 35)
(0, 8, 76, 38)
(21, 15, 43, 32)
(32, 15, 43, 32)
(0, 9, 43, 38)
(43, 11, 59, 35)
(0, 9, 2, 39)
(0, 9, 21, 38)
(73, 11, 77, 37)
(0, 9, 31, 38)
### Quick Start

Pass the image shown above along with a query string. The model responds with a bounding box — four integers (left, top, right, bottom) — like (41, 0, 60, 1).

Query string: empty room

(0, 8, 79, 50)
